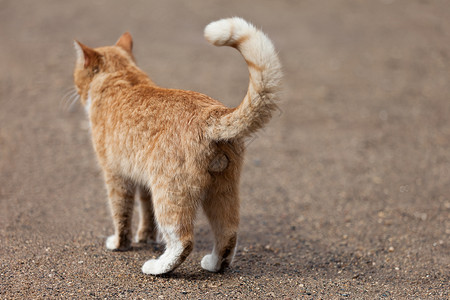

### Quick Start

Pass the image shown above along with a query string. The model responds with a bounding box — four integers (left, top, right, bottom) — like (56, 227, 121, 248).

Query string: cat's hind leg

(104, 173, 136, 251)
(135, 185, 158, 243)
(141, 184, 197, 275)
(201, 177, 240, 272)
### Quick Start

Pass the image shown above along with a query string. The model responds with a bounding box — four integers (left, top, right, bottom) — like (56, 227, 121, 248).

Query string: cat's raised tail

(204, 17, 282, 140)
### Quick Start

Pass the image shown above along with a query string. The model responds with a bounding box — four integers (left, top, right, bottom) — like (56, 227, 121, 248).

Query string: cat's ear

(116, 32, 133, 53)
(74, 40, 101, 69)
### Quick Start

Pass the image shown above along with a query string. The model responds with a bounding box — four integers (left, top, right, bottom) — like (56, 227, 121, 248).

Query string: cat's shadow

(129, 242, 164, 254)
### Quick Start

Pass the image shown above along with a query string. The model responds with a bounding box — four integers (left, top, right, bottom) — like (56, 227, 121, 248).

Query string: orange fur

(73, 17, 282, 275)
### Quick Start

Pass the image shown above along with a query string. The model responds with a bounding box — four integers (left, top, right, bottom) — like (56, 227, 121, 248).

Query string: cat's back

(122, 84, 230, 127)
(135, 85, 224, 111)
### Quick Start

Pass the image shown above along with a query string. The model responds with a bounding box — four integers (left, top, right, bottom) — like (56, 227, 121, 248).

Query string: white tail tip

(204, 17, 255, 47)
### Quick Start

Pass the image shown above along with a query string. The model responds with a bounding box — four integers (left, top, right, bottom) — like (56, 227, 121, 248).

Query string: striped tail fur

(204, 17, 282, 140)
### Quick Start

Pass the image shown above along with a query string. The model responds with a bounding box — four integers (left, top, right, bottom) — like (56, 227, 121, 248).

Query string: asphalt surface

(1, 0, 449, 298)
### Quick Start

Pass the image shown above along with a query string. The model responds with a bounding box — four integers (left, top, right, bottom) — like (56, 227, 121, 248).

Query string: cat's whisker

(60, 88, 79, 112)
(59, 90, 72, 110)
(67, 93, 80, 112)
(60, 88, 76, 110)
(62, 86, 76, 96)
(61, 87, 76, 100)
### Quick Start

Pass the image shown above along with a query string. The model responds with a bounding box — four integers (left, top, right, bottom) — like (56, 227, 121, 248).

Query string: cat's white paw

(142, 259, 170, 275)
(105, 235, 131, 251)
(201, 254, 220, 272)
(106, 235, 119, 250)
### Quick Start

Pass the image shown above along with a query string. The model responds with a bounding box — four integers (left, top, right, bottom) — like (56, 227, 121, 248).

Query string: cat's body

(73, 18, 281, 275)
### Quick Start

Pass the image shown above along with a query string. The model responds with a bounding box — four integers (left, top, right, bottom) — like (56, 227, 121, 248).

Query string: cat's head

(73, 33, 135, 104)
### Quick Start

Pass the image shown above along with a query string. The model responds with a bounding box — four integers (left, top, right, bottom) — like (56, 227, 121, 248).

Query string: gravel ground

(1, 0, 449, 298)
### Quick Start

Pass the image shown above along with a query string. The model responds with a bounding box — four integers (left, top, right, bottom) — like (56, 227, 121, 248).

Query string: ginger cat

(73, 17, 282, 275)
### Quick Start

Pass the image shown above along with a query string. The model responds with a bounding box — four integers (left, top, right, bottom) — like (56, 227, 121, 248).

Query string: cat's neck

(121, 65, 156, 87)
(94, 66, 156, 92)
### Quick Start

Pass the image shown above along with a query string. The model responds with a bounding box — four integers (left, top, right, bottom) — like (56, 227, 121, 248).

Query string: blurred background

(1, 0, 449, 298)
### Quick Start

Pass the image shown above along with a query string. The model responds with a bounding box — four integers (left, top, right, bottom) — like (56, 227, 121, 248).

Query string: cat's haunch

(73, 17, 282, 275)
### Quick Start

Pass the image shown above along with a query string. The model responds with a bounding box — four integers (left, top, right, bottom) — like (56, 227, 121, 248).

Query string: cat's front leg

(135, 185, 158, 243)
(104, 173, 136, 251)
